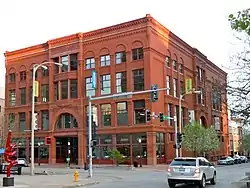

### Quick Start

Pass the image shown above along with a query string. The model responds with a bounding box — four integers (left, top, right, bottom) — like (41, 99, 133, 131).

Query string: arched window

(56, 113, 77, 129)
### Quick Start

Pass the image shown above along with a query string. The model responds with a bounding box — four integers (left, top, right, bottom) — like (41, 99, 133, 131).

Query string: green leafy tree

(182, 121, 205, 156)
(182, 121, 220, 157)
(200, 127, 220, 155)
(229, 8, 250, 36)
(108, 148, 124, 166)
(242, 134, 250, 152)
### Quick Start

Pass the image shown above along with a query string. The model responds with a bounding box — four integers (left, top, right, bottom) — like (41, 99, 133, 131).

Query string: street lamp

(178, 90, 201, 157)
(30, 61, 62, 176)
(138, 138, 142, 167)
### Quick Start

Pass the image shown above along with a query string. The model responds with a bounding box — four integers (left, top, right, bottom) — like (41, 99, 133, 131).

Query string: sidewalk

(0, 172, 118, 188)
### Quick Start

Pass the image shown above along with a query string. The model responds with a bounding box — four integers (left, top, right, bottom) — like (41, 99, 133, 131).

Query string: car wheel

(211, 172, 216, 185)
(199, 175, 206, 188)
(168, 181, 175, 188)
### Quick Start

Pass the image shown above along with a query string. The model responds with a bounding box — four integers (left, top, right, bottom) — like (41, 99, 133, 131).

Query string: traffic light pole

(178, 95, 183, 157)
(87, 86, 169, 177)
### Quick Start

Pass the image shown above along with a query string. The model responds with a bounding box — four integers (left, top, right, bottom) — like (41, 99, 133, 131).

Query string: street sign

(91, 70, 96, 89)
(163, 115, 173, 120)
(185, 78, 192, 94)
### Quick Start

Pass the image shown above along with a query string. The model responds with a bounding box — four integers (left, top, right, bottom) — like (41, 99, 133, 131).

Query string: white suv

(167, 157, 216, 188)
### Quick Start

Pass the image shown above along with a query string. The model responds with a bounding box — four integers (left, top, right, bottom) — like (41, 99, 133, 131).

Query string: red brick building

(4, 14, 229, 166)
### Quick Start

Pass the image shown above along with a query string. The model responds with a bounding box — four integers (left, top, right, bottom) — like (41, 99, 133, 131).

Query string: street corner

(61, 181, 100, 188)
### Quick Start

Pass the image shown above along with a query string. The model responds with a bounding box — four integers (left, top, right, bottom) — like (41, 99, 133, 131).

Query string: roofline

(4, 14, 227, 76)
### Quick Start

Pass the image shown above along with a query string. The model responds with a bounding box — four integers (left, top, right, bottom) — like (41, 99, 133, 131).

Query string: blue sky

(0, 0, 249, 88)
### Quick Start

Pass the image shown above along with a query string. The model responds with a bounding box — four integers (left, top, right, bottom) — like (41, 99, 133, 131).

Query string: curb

(62, 181, 100, 188)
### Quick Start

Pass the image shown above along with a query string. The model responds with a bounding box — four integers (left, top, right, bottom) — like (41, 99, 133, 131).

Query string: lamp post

(38, 142, 41, 166)
(30, 61, 62, 176)
(178, 90, 201, 157)
(138, 138, 142, 167)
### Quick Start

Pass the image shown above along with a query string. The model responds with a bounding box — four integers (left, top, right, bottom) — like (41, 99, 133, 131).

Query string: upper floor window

(54, 82, 59, 101)
(41, 110, 49, 130)
(198, 87, 205, 105)
(167, 104, 172, 126)
(56, 113, 77, 129)
(132, 48, 144, 61)
(8, 113, 15, 130)
(19, 112, 26, 132)
(53, 57, 60, 74)
(70, 79, 78, 98)
(166, 56, 170, 67)
(20, 71, 26, 81)
(173, 78, 177, 97)
(180, 81, 184, 95)
(212, 89, 221, 111)
(101, 104, 111, 126)
(179, 64, 183, 73)
(41, 84, 49, 103)
(134, 100, 145, 124)
(117, 102, 128, 126)
(70, 54, 78, 71)
(101, 74, 111, 95)
(100, 55, 110, 67)
(85, 57, 95, 69)
(166, 76, 170, 95)
(9, 73, 16, 83)
(115, 51, 126, 64)
(116, 72, 127, 93)
(85, 77, 95, 97)
(196, 66, 205, 82)
(61, 56, 69, 72)
(30, 69, 38, 78)
(133, 69, 144, 91)
(9, 89, 16, 106)
(61, 80, 68, 99)
(20, 88, 26, 105)
(172, 60, 177, 70)
(42, 68, 49, 77)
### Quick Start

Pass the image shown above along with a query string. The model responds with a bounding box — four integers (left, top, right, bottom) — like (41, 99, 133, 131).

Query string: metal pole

(30, 66, 36, 176)
(88, 97, 93, 177)
(174, 116, 179, 158)
(178, 95, 183, 157)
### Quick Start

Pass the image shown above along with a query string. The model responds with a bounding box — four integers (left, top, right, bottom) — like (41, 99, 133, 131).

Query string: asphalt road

(2, 163, 250, 187)
(88, 163, 250, 188)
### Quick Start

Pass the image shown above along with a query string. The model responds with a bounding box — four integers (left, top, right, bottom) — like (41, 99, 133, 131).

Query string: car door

(204, 158, 214, 179)
(199, 158, 208, 177)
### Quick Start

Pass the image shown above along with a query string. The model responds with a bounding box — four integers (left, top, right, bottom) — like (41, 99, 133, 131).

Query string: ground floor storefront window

(88, 133, 149, 165)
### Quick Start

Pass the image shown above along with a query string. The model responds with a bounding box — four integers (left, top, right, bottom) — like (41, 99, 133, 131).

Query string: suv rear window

(170, 159, 196, 166)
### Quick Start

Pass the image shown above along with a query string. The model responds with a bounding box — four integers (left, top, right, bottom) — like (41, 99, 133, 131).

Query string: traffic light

(145, 110, 151, 122)
(150, 84, 158, 102)
(45, 136, 52, 145)
(177, 133, 183, 143)
(33, 112, 38, 130)
(159, 112, 164, 122)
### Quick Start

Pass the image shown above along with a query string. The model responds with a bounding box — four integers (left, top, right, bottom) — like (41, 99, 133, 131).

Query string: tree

(229, 9, 250, 36)
(227, 9, 250, 121)
(182, 121, 220, 157)
(108, 149, 124, 166)
(242, 134, 250, 152)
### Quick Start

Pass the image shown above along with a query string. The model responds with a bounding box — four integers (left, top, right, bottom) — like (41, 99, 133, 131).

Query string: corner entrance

(55, 137, 78, 164)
